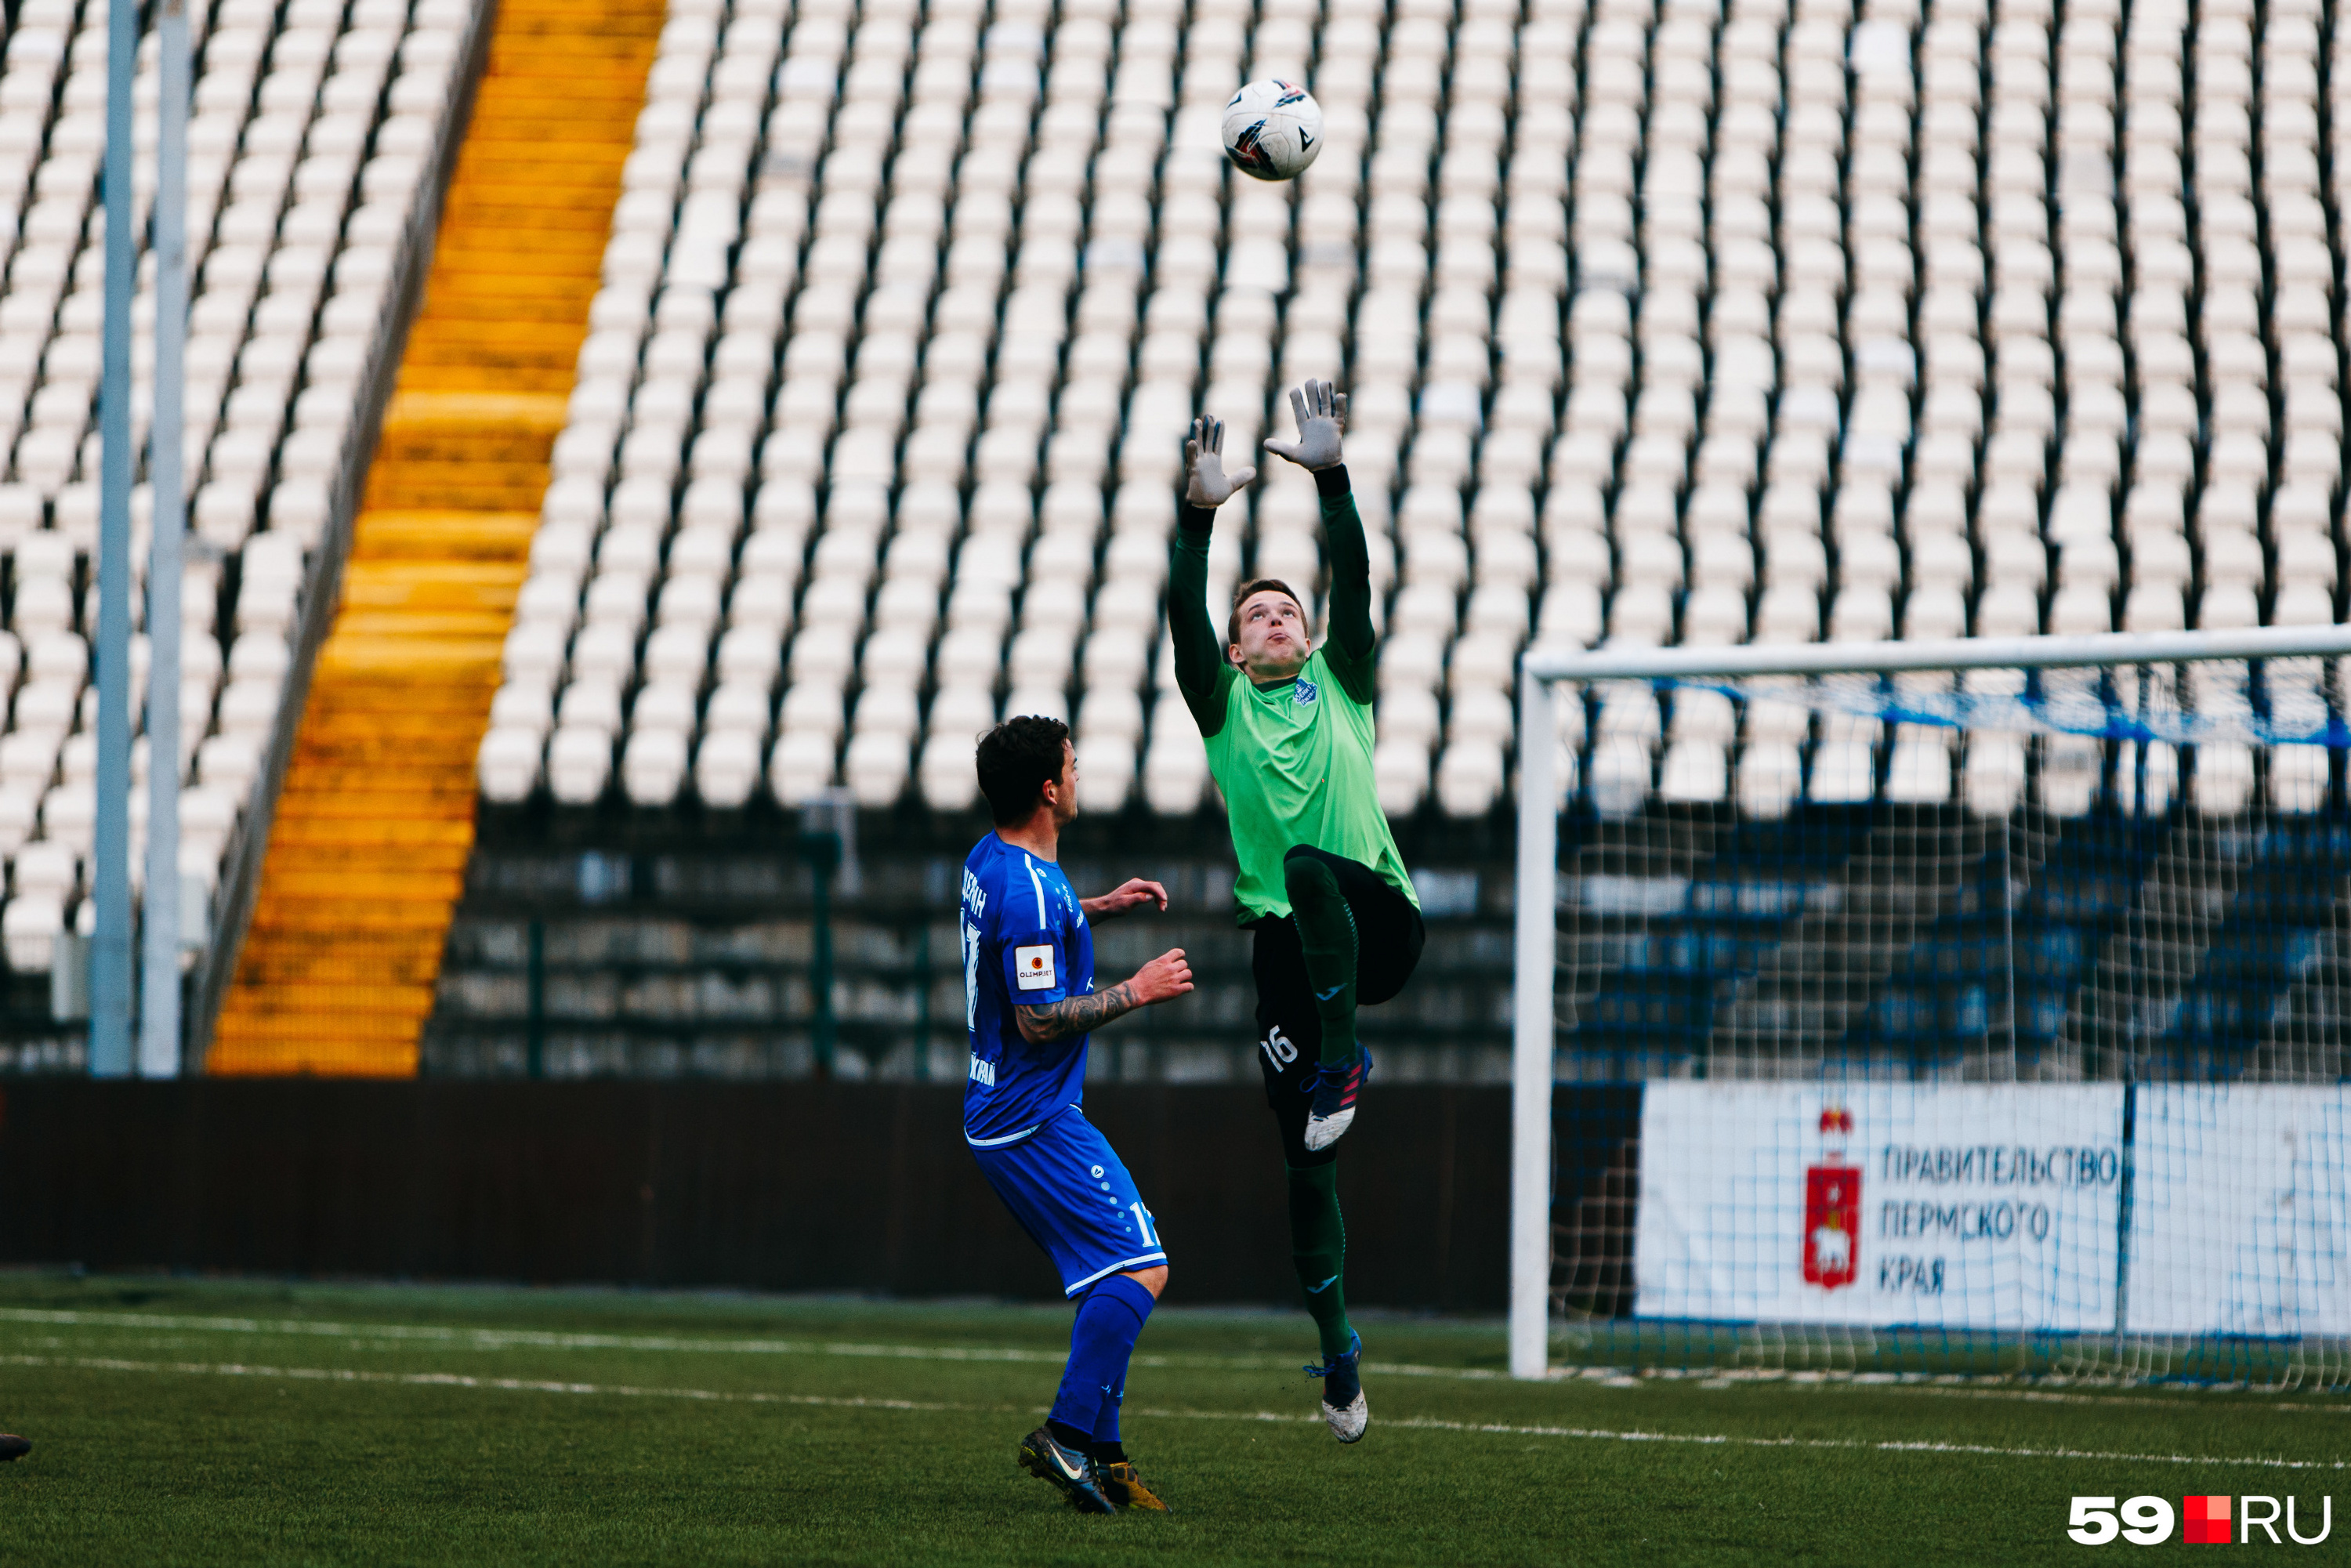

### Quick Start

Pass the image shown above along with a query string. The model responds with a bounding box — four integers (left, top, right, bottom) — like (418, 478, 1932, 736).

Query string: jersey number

(1259, 1025, 1298, 1070)
(1131, 1203, 1160, 1249)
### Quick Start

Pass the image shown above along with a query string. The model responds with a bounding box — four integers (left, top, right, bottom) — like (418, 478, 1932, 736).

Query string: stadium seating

(1559, 0, 2338, 820)
(476, 0, 1534, 820)
(9, 0, 2348, 1001)
(0, 0, 476, 973)
(206, 0, 664, 1075)
(473, 0, 2349, 830)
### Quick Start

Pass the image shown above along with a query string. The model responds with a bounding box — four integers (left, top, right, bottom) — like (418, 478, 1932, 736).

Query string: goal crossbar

(1523, 622, 2351, 685)
(1505, 623, 2351, 1379)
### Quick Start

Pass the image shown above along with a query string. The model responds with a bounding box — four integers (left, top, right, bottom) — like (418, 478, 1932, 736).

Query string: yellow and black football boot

(1099, 1459, 1172, 1512)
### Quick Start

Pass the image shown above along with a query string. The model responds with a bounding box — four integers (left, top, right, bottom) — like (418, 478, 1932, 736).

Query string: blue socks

(1047, 1273, 1157, 1443)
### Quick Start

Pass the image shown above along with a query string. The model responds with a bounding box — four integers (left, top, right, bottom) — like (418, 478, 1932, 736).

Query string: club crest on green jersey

(1294, 678, 1318, 705)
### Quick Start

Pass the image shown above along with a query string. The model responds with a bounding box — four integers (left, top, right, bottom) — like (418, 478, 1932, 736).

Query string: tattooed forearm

(1016, 983, 1141, 1044)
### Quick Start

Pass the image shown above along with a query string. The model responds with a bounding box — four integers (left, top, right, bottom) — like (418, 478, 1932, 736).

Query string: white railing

(185, 0, 501, 1068)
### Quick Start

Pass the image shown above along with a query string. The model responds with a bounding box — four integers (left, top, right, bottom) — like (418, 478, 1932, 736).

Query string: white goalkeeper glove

(1262, 379, 1348, 472)
(1184, 416, 1258, 507)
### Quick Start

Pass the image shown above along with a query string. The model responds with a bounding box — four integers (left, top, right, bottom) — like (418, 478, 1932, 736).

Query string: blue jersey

(961, 833, 1096, 1146)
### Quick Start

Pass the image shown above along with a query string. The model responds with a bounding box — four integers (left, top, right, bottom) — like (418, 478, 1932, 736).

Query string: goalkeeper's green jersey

(1168, 468, 1418, 924)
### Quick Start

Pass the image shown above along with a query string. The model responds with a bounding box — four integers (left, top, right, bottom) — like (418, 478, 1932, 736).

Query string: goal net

(1508, 626, 2351, 1389)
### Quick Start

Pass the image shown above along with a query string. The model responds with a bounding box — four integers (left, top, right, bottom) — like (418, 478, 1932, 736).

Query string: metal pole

(91, 0, 138, 1077)
(802, 830, 838, 1078)
(525, 917, 545, 1078)
(139, 0, 188, 1078)
(911, 917, 929, 1081)
(2111, 1081, 2138, 1367)
(1509, 664, 1559, 1380)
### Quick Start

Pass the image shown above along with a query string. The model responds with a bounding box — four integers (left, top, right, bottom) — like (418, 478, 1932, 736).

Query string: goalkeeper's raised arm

(1167, 382, 1377, 730)
(1262, 380, 1376, 703)
(1166, 416, 1247, 733)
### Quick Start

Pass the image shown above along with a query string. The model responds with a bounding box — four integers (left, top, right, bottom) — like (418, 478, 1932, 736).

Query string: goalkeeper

(1168, 381, 1425, 1443)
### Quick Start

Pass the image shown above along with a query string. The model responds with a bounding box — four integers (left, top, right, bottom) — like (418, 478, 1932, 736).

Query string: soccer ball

(1221, 80, 1324, 181)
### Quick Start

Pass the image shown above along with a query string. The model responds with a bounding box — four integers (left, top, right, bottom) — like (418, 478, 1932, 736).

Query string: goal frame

(1507, 622, 2351, 1380)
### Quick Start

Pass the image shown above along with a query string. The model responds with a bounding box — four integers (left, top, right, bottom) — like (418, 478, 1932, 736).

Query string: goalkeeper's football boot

(1305, 1331, 1367, 1443)
(0, 1434, 27, 1462)
(1017, 1426, 1118, 1514)
(1099, 1459, 1172, 1512)
(1302, 1047, 1371, 1152)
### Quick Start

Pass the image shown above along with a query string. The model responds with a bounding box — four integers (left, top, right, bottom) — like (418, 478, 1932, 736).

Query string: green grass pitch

(0, 1273, 2340, 1565)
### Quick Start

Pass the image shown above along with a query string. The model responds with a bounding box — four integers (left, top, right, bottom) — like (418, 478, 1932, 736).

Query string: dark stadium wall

(0, 1080, 1516, 1311)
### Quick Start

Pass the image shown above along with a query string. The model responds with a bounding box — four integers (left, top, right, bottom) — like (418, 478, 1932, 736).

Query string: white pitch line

(3, 1353, 2343, 1473)
(0, 1355, 965, 1414)
(2, 1309, 2340, 1412)
(1340, 1415, 2351, 1472)
(0, 1306, 1466, 1381)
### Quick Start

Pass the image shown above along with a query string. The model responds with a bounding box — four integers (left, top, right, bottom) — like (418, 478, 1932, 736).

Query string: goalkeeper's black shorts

(1248, 846, 1426, 1168)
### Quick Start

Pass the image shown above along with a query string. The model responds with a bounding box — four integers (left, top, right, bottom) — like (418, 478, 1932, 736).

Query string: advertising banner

(2125, 1086, 2351, 1338)
(1634, 1083, 2126, 1329)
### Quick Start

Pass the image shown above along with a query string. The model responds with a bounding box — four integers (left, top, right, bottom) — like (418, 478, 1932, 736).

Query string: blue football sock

(1092, 1375, 1124, 1452)
(1048, 1274, 1157, 1438)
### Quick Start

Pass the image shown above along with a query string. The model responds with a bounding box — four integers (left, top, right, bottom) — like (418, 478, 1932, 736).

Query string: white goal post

(1508, 621, 2351, 1381)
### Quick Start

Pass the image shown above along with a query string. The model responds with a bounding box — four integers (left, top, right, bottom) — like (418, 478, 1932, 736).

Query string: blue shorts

(969, 1106, 1168, 1296)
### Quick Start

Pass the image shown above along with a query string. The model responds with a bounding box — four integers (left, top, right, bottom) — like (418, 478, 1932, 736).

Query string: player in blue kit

(962, 714, 1197, 1515)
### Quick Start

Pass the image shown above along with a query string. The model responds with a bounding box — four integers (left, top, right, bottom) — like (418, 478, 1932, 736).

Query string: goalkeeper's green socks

(1284, 853, 1360, 1068)
(1286, 1161, 1356, 1363)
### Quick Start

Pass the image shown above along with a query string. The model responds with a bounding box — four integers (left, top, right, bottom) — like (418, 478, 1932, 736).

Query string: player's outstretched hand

(1130, 948, 1195, 1006)
(1185, 416, 1257, 508)
(1262, 379, 1347, 471)
(1085, 878, 1170, 920)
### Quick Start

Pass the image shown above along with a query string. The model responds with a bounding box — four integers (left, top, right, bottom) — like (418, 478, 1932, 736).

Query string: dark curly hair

(975, 714, 1071, 824)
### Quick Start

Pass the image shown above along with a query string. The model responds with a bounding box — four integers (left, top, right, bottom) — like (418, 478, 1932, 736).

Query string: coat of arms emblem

(1803, 1106, 1860, 1291)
